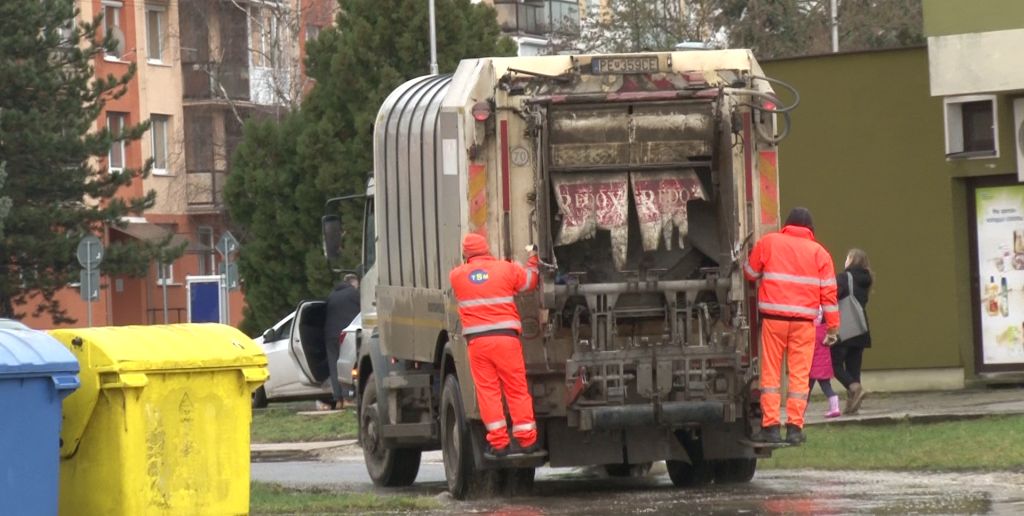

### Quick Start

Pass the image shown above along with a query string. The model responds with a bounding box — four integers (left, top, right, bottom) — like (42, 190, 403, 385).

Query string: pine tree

(0, 0, 173, 322)
(226, 0, 515, 335)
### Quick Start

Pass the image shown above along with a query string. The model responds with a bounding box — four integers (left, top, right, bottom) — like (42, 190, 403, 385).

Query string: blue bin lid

(0, 328, 80, 378)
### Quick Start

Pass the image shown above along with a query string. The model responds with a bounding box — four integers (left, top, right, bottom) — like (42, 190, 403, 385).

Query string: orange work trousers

(759, 318, 815, 428)
(467, 334, 537, 449)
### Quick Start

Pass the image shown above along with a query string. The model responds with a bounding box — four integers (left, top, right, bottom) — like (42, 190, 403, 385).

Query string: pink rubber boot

(826, 395, 841, 418)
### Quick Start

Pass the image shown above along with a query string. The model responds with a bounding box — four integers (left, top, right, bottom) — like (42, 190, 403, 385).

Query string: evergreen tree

(0, 0, 171, 322)
(226, 0, 515, 335)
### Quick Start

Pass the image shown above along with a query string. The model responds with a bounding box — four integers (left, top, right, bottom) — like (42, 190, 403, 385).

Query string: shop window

(945, 95, 998, 159)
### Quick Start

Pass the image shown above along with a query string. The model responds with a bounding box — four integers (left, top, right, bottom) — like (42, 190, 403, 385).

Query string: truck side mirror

(322, 214, 343, 262)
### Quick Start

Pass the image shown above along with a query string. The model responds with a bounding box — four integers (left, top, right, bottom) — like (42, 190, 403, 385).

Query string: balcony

(183, 62, 251, 102)
(186, 169, 228, 213)
(493, 0, 579, 37)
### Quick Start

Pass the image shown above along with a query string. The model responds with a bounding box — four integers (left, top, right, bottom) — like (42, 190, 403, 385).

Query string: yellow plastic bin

(49, 324, 268, 516)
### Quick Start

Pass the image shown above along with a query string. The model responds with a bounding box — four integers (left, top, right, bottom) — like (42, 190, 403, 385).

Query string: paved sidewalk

(251, 439, 356, 462)
(251, 387, 1024, 460)
(803, 386, 1024, 426)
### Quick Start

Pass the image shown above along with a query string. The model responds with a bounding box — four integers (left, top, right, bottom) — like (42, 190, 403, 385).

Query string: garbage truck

(319, 50, 795, 498)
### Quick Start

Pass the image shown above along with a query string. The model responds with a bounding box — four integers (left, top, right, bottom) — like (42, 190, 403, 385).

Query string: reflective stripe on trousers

(759, 317, 814, 428)
(467, 334, 537, 449)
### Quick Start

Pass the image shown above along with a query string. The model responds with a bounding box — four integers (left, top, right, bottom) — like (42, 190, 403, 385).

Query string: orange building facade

(26, 0, 335, 330)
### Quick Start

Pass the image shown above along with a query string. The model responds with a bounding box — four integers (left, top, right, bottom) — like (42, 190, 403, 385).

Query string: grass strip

(251, 407, 358, 443)
(761, 415, 1024, 471)
(250, 483, 439, 514)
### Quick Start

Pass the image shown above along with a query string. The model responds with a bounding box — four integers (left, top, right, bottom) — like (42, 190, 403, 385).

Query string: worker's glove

(823, 329, 839, 347)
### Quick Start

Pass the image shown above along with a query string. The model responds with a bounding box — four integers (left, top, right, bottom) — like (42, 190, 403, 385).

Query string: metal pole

(428, 0, 439, 75)
(86, 242, 93, 327)
(224, 253, 231, 325)
(161, 256, 169, 323)
(830, 0, 839, 53)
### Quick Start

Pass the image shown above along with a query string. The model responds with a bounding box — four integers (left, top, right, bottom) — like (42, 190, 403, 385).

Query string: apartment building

(26, 0, 333, 329)
(485, 0, 690, 56)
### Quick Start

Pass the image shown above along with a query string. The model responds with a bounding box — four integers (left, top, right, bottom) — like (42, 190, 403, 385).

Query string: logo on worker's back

(469, 269, 489, 284)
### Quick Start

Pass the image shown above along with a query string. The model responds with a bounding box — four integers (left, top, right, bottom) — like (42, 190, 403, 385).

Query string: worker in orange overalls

(744, 207, 838, 445)
(450, 233, 540, 458)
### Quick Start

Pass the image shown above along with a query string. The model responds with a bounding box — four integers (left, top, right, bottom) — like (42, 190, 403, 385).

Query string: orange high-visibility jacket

(450, 254, 539, 336)
(744, 225, 839, 328)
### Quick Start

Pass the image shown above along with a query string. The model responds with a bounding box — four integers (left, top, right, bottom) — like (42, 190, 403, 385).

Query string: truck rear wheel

(604, 462, 652, 478)
(360, 372, 421, 486)
(666, 459, 714, 487)
(441, 374, 508, 499)
(714, 458, 757, 484)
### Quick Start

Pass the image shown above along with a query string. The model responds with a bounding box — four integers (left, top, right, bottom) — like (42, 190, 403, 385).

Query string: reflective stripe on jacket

(744, 225, 839, 328)
(450, 253, 539, 336)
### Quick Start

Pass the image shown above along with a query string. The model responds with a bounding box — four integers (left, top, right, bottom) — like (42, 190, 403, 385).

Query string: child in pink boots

(810, 309, 841, 418)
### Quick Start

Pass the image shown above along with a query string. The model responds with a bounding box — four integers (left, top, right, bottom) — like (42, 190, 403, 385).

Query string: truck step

(737, 438, 795, 449)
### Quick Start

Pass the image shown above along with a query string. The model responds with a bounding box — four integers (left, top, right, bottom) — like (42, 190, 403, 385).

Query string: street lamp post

(428, 0, 439, 74)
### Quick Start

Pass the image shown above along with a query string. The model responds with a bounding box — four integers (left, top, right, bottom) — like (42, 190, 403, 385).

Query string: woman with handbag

(832, 248, 874, 414)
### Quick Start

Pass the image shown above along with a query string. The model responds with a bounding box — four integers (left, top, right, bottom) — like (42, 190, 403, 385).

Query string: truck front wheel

(360, 372, 422, 486)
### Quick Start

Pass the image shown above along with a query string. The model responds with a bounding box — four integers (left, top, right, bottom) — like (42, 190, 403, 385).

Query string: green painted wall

(923, 0, 1024, 37)
(764, 48, 976, 372)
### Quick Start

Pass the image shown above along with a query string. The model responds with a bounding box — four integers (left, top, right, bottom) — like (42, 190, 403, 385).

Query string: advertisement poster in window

(975, 184, 1024, 367)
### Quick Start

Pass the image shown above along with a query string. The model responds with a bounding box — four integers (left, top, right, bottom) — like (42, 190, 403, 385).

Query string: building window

(305, 24, 320, 42)
(198, 226, 215, 275)
(150, 114, 170, 174)
(157, 261, 174, 285)
(102, 1, 126, 60)
(945, 95, 998, 159)
(107, 112, 126, 172)
(146, 6, 166, 63)
(250, 6, 279, 68)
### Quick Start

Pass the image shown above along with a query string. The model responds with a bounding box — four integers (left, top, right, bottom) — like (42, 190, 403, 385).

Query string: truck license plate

(591, 56, 660, 75)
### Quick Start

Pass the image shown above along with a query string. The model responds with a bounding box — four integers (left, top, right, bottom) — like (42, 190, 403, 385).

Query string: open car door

(288, 300, 330, 384)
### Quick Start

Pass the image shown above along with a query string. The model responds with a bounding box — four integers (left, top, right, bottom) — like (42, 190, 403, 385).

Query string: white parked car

(251, 301, 360, 408)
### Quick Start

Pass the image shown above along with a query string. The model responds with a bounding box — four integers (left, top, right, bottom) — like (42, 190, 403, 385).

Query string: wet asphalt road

(252, 453, 1024, 514)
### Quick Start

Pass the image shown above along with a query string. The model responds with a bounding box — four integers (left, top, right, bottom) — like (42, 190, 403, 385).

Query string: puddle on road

(449, 469, 1024, 515)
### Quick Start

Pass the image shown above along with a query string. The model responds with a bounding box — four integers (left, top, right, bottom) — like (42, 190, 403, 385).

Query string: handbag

(838, 272, 869, 341)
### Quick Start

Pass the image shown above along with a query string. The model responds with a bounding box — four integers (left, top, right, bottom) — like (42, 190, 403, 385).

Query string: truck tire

(604, 462, 652, 478)
(251, 386, 268, 409)
(440, 374, 504, 499)
(666, 459, 714, 487)
(714, 458, 757, 484)
(360, 372, 421, 486)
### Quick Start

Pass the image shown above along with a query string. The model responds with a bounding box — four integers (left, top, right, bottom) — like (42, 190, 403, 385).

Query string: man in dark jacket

(323, 274, 359, 409)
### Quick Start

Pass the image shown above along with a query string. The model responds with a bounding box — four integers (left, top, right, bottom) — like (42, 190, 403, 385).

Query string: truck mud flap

(580, 401, 724, 431)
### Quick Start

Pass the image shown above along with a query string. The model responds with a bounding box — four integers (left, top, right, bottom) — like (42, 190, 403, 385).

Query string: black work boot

(752, 425, 782, 443)
(484, 444, 510, 459)
(785, 424, 806, 445)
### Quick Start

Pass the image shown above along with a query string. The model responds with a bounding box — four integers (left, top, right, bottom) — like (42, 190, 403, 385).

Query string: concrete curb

(251, 439, 357, 462)
(807, 410, 1024, 427)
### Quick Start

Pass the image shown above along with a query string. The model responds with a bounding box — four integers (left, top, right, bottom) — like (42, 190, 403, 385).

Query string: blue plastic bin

(0, 327, 80, 516)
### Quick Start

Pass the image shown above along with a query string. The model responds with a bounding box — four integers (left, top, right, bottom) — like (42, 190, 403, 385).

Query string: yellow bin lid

(49, 324, 269, 458)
